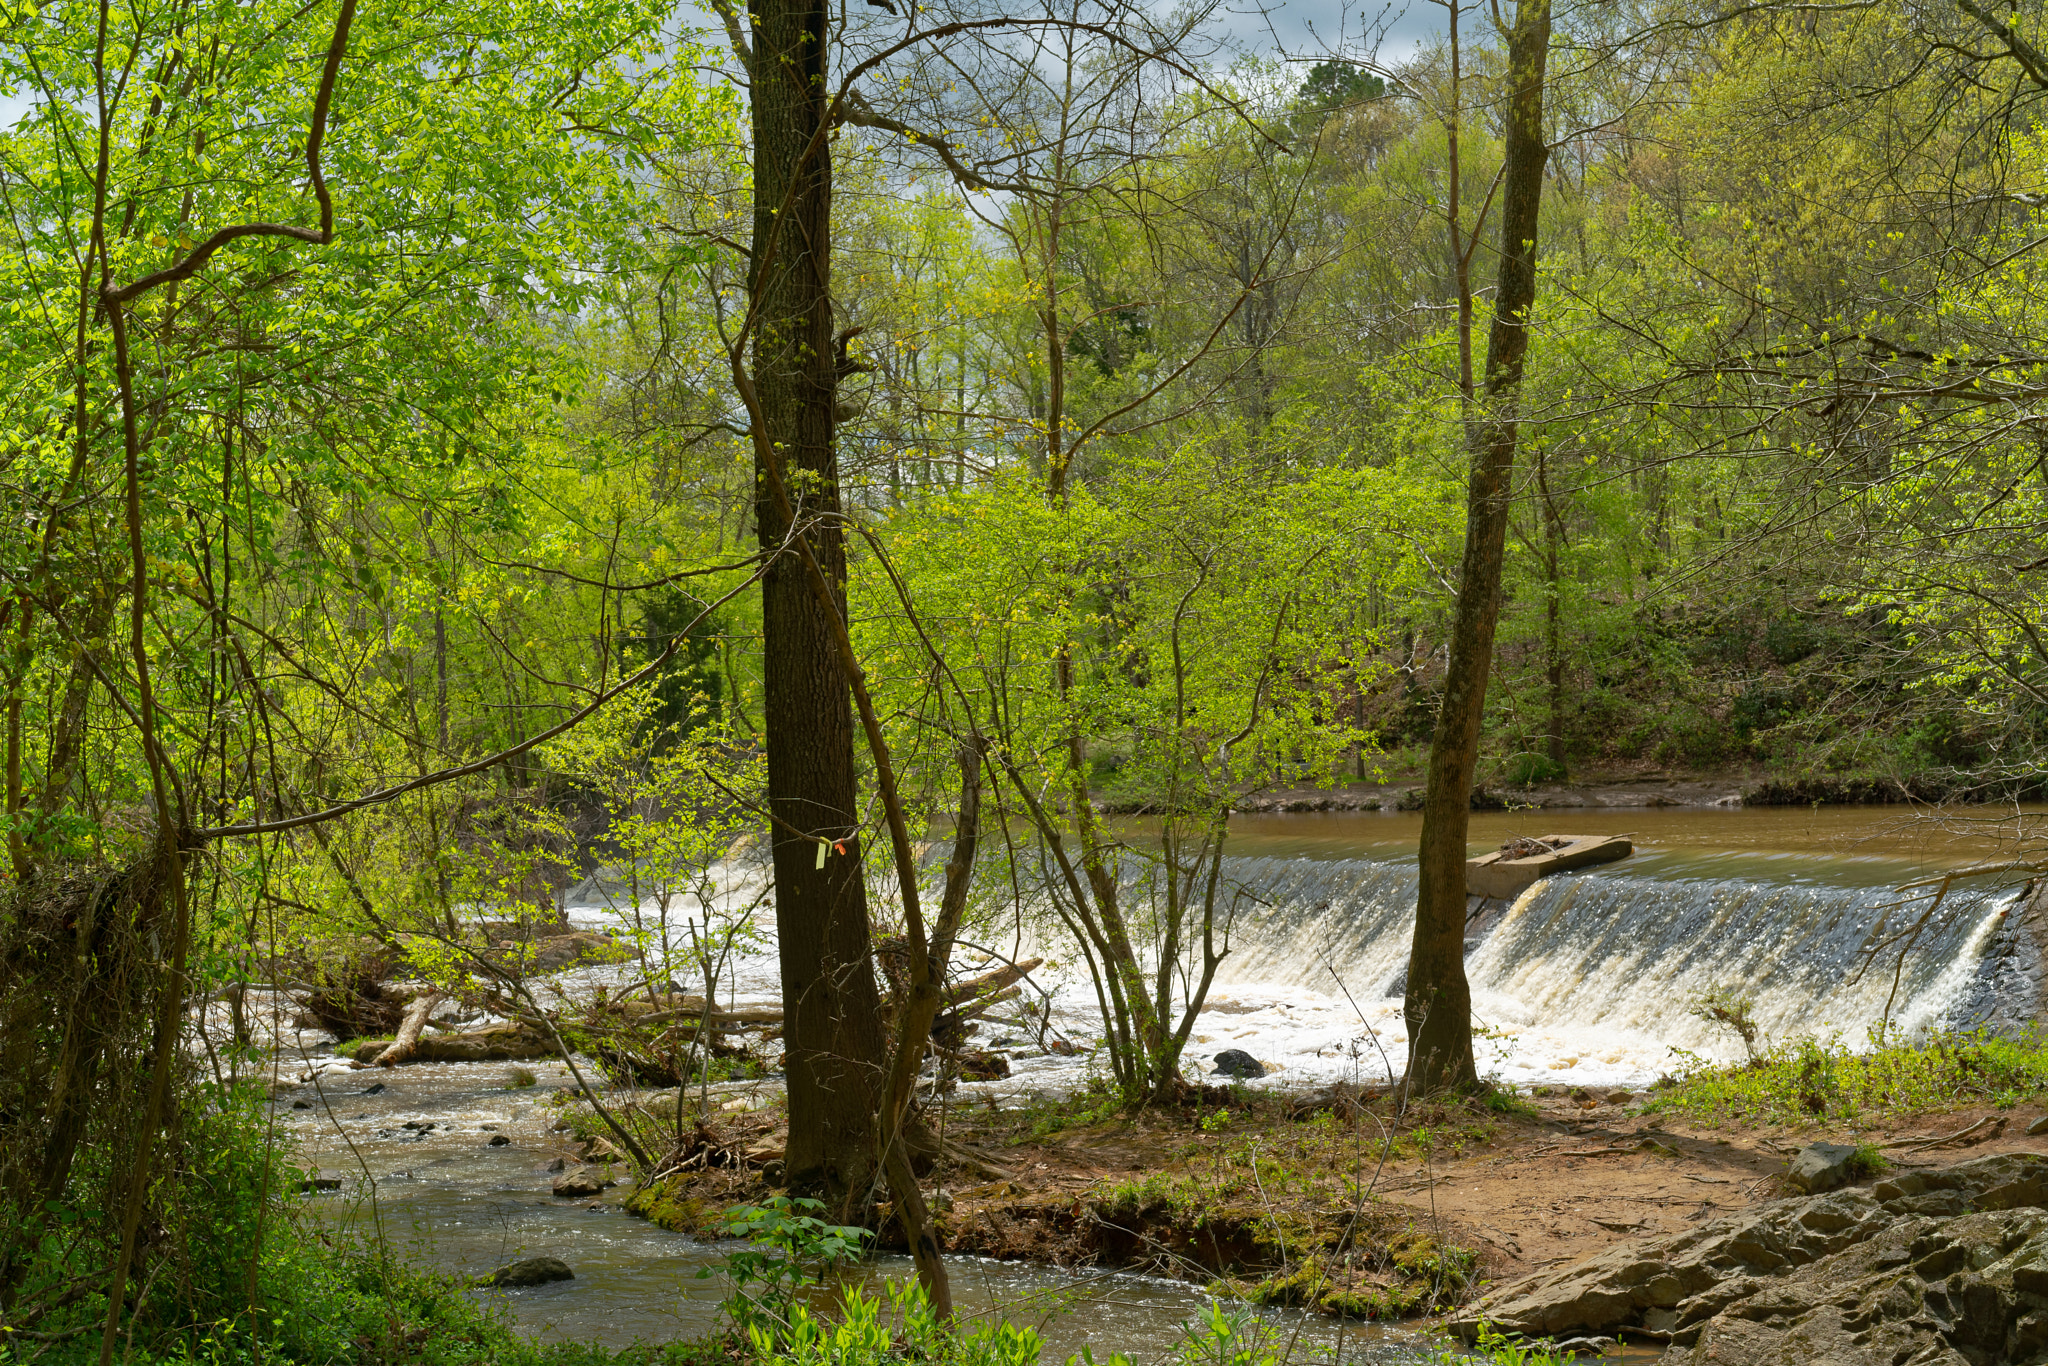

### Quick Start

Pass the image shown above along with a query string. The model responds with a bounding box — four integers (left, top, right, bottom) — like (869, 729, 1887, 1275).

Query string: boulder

(487, 1134, 511, 1147)
(1450, 1153, 2048, 1363)
(551, 1167, 605, 1198)
(1211, 1049, 1266, 1080)
(1786, 1140, 1863, 1193)
(957, 1049, 1011, 1081)
(477, 1256, 573, 1288)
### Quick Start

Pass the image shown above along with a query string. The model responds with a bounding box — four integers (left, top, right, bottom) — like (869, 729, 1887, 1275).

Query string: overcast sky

(1212, 0, 1443, 66)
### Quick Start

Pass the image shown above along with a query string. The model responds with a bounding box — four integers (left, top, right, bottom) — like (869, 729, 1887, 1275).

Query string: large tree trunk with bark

(748, 0, 889, 1201)
(1405, 0, 1553, 1097)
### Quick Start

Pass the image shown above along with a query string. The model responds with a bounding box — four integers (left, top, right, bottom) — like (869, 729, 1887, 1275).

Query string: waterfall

(557, 849, 2019, 1089)
(1202, 855, 2012, 1071)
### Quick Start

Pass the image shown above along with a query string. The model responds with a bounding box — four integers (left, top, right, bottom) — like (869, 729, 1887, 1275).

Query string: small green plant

(1166, 1300, 1291, 1366)
(1688, 987, 1763, 1065)
(1845, 1142, 1889, 1180)
(1431, 1320, 1576, 1365)
(504, 1065, 538, 1089)
(748, 1281, 1048, 1366)
(702, 1196, 870, 1341)
(1200, 1107, 1233, 1133)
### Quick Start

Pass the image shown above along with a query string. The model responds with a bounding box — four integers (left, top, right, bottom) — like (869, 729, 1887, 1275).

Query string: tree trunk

(748, 0, 889, 1203)
(1541, 455, 1566, 768)
(371, 990, 443, 1067)
(1405, 0, 1552, 1097)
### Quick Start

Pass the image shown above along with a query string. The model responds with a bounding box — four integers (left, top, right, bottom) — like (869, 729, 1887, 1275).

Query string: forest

(4, 0, 2048, 1361)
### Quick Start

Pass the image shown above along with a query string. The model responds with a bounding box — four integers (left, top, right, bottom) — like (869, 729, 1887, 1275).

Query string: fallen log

(349, 1022, 554, 1064)
(369, 990, 445, 1067)
(945, 958, 1041, 1010)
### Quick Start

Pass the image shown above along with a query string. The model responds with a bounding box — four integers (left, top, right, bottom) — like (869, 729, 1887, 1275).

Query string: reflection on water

(1224, 803, 2048, 887)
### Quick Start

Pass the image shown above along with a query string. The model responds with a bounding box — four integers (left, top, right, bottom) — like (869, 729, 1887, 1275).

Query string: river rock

(1787, 1140, 1863, 1193)
(2029, 1115, 2048, 1136)
(551, 1167, 605, 1198)
(478, 1256, 574, 1287)
(1211, 1049, 1266, 1080)
(1450, 1153, 2048, 1362)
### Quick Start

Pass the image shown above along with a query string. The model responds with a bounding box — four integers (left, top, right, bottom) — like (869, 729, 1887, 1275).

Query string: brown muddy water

(1225, 803, 2048, 887)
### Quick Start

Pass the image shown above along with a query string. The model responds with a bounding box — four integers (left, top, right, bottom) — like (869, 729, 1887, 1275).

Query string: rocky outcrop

(1785, 1140, 1864, 1193)
(1451, 1154, 2048, 1364)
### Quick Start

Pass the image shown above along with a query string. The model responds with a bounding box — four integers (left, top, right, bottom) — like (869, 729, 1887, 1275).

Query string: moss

(1317, 1283, 1422, 1318)
(1389, 1231, 1477, 1289)
(624, 1178, 714, 1234)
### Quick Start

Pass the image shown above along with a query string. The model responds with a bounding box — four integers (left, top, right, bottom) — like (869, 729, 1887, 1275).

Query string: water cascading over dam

(564, 841, 2030, 1088)
(1200, 855, 2018, 1074)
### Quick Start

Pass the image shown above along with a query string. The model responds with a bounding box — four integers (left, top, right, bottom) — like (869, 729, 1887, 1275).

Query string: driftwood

(368, 991, 444, 1067)
(349, 1021, 553, 1064)
(944, 958, 1041, 1010)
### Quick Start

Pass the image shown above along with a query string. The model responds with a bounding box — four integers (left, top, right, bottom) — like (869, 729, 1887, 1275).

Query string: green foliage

(745, 1283, 1045, 1366)
(1428, 1322, 1577, 1366)
(1651, 1028, 2048, 1126)
(1501, 753, 1567, 786)
(1687, 989, 1764, 1066)
(0, 1087, 574, 1366)
(701, 1197, 872, 1341)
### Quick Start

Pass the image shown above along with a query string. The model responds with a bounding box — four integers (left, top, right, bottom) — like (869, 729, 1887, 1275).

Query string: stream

(262, 802, 2044, 1359)
(277, 1060, 1435, 1361)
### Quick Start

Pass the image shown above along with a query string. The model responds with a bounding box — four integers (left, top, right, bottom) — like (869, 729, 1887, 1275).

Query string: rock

(552, 1168, 604, 1198)
(295, 1177, 341, 1193)
(291, 1100, 312, 1110)
(487, 1134, 511, 1147)
(957, 1049, 1010, 1081)
(2029, 1115, 2048, 1136)
(1786, 1140, 1862, 1194)
(1605, 1090, 1634, 1106)
(1451, 1153, 2048, 1363)
(1211, 1049, 1266, 1080)
(488, 930, 624, 976)
(545, 1157, 568, 1173)
(362, 1082, 386, 1095)
(477, 1256, 573, 1288)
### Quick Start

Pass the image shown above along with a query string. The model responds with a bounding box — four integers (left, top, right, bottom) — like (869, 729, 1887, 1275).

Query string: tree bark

(371, 990, 443, 1067)
(748, 0, 889, 1203)
(1405, 0, 1552, 1097)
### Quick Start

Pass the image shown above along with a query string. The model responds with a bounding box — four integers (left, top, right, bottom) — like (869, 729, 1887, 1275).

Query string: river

(267, 801, 2043, 1359)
